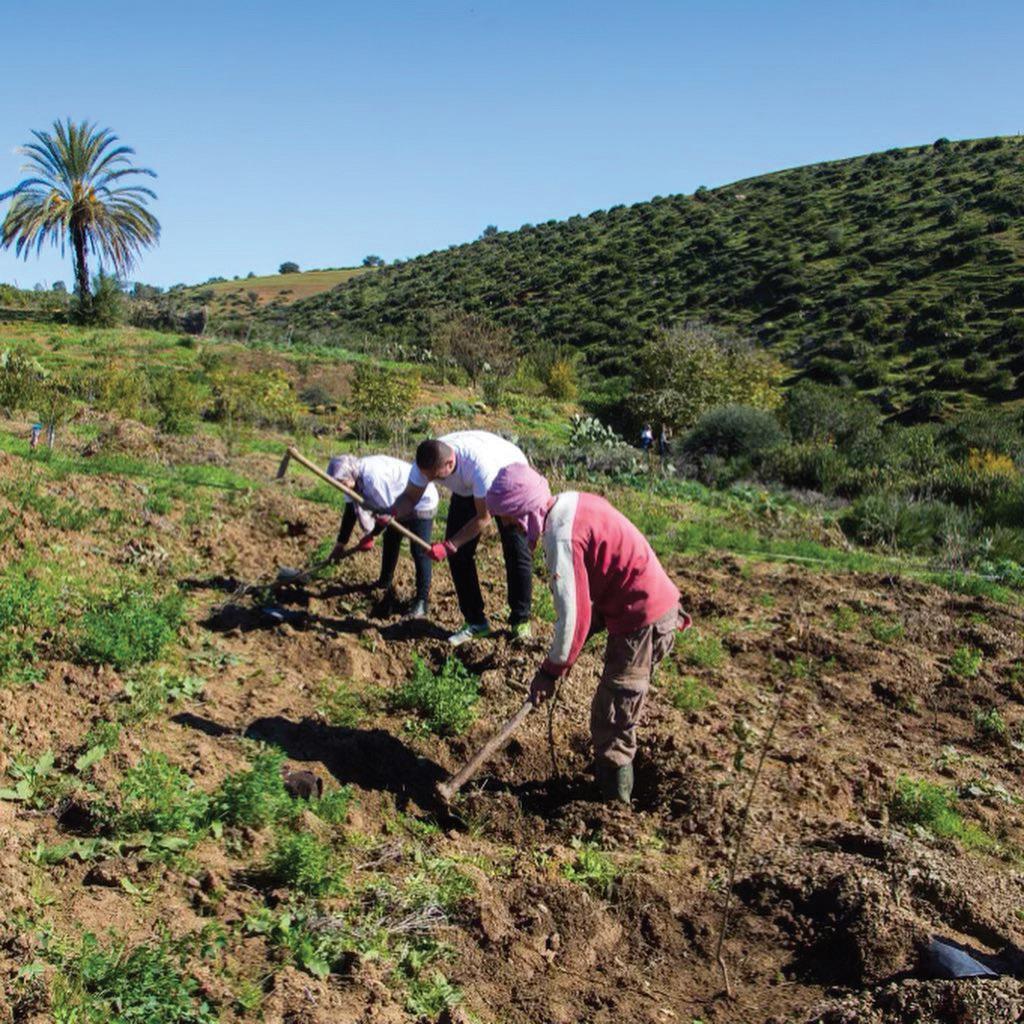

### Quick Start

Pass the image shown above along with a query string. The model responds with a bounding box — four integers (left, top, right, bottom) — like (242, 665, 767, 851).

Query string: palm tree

(1, 119, 159, 315)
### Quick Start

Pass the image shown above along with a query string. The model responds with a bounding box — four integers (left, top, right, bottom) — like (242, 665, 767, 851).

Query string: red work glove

(529, 668, 557, 707)
(356, 534, 376, 552)
(375, 513, 392, 528)
(428, 540, 458, 562)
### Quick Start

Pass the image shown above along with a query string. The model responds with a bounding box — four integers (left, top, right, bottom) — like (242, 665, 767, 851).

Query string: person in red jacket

(486, 463, 689, 804)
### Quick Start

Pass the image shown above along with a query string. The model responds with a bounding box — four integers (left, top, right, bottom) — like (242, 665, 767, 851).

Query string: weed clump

(264, 831, 345, 896)
(213, 748, 292, 828)
(562, 840, 618, 898)
(76, 588, 185, 669)
(949, 646, 983, 680)
(973, 706, 1008, 742)
(113, 752, 209, 836)
(889, 775, 991, 849)
(390, 656, 480, 736)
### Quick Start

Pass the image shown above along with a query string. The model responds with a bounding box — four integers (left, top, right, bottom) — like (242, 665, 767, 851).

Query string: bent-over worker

(388, 430, 532, 646)
(327, 454, 437, 619)
(486, 463, 690, 804)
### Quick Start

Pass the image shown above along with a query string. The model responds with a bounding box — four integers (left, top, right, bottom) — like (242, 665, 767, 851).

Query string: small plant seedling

(949, 646, 983, 680)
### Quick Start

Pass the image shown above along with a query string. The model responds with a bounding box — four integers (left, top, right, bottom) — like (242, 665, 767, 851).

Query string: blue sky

(2, 0, 1023, 289)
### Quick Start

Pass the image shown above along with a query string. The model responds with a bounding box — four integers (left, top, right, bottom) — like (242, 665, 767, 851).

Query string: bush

(77, 588, 185, 669)
(390, 655, 480, 736)
(213, 748, 292, 828)
(72, 270, 124, 327)
(348, 364, 418, 442)
(0, 350, 43, 415)
(760, 440, 852, 494)
(150, 370, 204, 434)
(842, 493, 974, 553)
(210, 369, 303, 430)
(279, 262, 299, 274)
(683, 404, 784, 460)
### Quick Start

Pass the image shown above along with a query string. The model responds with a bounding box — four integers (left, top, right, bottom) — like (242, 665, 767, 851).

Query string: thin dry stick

(547, 679, 563, 781)
(714, 681, 787, 999)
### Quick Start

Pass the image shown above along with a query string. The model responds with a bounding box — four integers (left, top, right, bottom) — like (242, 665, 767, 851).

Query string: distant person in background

(387, 430, 533, 646)
(658, 423, 671, 458)
(640, 423, 654, 451)
(486, 463, 690, 805)
(327, 454, 437, 619)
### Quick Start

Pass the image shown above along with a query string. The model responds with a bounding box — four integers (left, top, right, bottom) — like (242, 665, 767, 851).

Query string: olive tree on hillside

(1, 119, 159, 323)
(636, 322, 783, 430)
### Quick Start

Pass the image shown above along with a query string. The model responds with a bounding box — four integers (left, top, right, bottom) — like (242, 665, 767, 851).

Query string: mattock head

(275, 449, 292, 480)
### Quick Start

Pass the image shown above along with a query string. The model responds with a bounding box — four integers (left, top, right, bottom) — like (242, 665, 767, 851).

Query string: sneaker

(510, 621, 532, 642)
(404, 598, 429, 621)
(448, 621, 491, 647)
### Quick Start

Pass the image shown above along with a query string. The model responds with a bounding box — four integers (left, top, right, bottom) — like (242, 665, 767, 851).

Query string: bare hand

(529, 669, 557, 707)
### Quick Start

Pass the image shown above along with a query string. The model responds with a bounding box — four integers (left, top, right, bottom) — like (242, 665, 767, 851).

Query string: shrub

(760, 441, 851, 495)
(0, 350, 43, 415)
(841, 493, 973, 553)
(264, 831, 344, 895)
(150, 370, 204, 434)
(210, 369, 303, 430)
(113, 752, 209, 836)
(390, 656, 480, 736)
(76, 588, 185, 669)
(348, 364, 418, 442)
(279, 261, 299, 274)
(683, 404, 784, 460)
(635, 322, 784, 430)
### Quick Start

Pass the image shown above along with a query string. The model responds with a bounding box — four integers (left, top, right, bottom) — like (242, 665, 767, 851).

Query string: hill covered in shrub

(277, 136, 1024, 409)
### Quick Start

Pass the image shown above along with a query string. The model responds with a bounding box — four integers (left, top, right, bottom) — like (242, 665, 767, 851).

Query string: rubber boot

(597, 762, 634, 805)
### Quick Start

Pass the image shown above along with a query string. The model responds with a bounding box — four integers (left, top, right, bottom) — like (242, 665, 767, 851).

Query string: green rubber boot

(597, 762, 634, 805)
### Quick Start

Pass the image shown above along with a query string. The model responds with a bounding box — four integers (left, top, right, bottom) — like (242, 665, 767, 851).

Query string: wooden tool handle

(436, 699, 534, 803)
(285, 447, 433, 552)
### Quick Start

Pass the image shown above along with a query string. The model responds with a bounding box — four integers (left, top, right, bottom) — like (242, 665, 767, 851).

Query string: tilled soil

(2, 452, 1024, 1023)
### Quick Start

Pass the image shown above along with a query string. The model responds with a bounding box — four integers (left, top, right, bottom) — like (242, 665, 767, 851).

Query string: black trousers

(338, 505, 433, 603)
(445, 493, 532, 626)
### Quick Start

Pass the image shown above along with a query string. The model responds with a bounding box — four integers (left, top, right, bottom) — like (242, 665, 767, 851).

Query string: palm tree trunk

(71, 224, 90, 314)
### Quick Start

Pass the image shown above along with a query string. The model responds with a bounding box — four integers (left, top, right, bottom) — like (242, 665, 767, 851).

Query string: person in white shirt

(327, 454, 438, 619)
(388, 430, 533, 645)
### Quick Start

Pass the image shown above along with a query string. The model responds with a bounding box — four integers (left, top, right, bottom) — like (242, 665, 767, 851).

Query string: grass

(677, 629, 725, 669)
(660, 667, 713, 711)
(868, 614, 905, 643)
(390, 655, 480, 736)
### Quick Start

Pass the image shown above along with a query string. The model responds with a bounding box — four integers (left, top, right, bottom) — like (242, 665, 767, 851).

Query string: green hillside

(278, 136, 1024, 406)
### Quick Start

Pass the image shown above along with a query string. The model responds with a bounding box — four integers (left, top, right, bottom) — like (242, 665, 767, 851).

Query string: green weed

(973, 707, 1008, 742)
(868, 615, 905, 643)
(562, 840, 617, 898)
(889, 775, 992, 849)
(832, 605, 861, 632)
(28, 929, 218, 1024)
(664, 673, 712, 712)
(264, 831, 346, 896)
(213, 748, 292, 829)
(677, 629, 725, 669)
(112, 752, 209, 837)
(949, 646, 983, 680)
(316, 679, 366, 727)
(405, 971, 462, 1018)
(390, 656, 480, 736)
(76, 588, 185, 669)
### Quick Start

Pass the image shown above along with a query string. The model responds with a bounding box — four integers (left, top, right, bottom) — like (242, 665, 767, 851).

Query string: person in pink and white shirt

(486, 463, 690, 804)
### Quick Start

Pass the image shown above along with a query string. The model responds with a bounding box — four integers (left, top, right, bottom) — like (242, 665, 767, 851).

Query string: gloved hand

(375, 513, 392, 528)
(529, 668, 557, 707)
(428, 540, 458, 562)
(356, 534, 376, 552)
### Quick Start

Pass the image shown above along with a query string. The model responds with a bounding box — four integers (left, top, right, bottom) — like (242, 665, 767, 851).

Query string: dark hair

(416, 439, 453, 472)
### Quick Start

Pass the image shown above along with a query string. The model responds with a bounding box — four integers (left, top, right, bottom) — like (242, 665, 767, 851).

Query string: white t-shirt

(348, 455, 438, 530)
(408, 431, 528, 499)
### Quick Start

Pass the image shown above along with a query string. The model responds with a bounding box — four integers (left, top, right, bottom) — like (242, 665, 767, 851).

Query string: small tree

(479, 225, 498, 239)
(278, 261, 299, 274)
(431, 310, 518, 389)
(51, 281, 66, 294)
(635, 322, 783, 431)
(361, 254, 384, 267)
